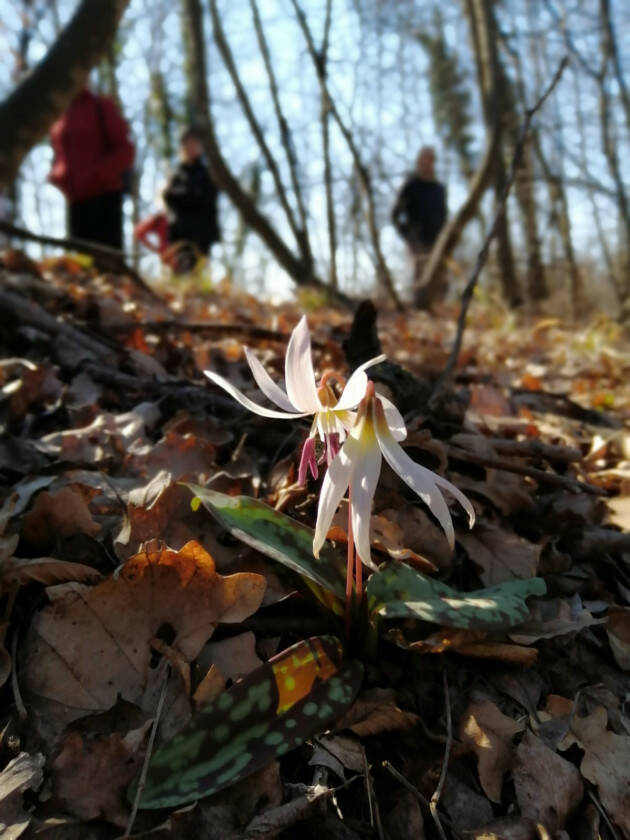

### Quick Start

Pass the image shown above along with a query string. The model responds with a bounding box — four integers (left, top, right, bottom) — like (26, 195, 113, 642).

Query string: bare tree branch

(429, 56, 568, 409)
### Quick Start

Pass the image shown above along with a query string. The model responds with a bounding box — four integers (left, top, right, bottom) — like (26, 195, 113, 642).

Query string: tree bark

(0, 0, 130, 186)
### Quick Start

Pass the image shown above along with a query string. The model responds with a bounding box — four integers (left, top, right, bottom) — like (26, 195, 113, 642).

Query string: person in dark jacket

(49, 88, 135, 250)
(163, 127, 220, 263)
(392, 146, 448, 307)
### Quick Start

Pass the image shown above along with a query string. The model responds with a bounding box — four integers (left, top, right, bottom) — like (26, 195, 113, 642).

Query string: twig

(429, 669, 452, 840)
(429, 56, 569, 409)
(361, 743, 384, 840)
(10, 627, 27, 722)
(446, 443, 605, 495)
(0, 220, 160, 300)
(587, 789, 620, 840)
(381, 760, 456, 833)
(125, 666, 170, 837)
(490, 438, 583, 463)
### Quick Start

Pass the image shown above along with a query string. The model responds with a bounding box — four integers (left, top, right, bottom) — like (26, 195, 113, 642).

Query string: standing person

(162, 127, 220, 270)
(48, 87, 135, 250)
(392, 146, 448, 308)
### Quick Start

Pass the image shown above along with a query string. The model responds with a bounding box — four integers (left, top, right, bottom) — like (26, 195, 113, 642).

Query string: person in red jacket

(48, 88, 135, 250)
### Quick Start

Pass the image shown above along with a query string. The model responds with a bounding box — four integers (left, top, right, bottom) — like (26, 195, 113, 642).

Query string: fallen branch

(0, 220, 160, 300)
(429, 56, 568, 409)
(446, 443, 605, 496)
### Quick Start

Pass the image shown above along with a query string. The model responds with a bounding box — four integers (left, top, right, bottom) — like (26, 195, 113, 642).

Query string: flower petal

(243, 347, 297, 412)
(313, 436, 356, 558)
(284, 316, 320, 412)
(377, 394, 407, 441)
(433, 474, 476, 529)
(349, 438, 382, 571)
(374, 407, 456, 549)
(204, 370, 308, 420)
(334, 354, 386, 411)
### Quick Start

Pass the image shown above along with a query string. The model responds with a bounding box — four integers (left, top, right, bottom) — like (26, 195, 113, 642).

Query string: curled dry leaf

(459, 700, 525, 803)
(513, 730, 583, 832)
(52, 721, 151, 826)
(458, 523, 541, 586)
(0, 557, 102, 587)
(0, 751, 45, 840)
(606, 606, 630, 670)
(562, 705, 630, 837)
(21, 540, 266, 747)
(196, 631, 263, 684)
(336, 687, 418, 738)
(22, 487, 101, 550)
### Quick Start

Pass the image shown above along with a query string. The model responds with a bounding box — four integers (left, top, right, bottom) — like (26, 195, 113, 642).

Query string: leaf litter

(1, 256, 630, 836)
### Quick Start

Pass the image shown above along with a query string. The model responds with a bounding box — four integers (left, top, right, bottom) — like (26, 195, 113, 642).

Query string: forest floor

(1, 252, 630, 840)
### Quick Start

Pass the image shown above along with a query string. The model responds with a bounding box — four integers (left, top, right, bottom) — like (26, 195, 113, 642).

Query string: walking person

(162, 127, 220, 272)
(49, 87, 135, 250)
(392, 146, 448, 308)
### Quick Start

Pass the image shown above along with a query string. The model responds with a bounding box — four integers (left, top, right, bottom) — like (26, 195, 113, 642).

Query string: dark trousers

(68, 191, 123, 250)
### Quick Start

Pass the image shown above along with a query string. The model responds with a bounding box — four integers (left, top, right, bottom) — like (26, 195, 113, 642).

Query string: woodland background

(1, 0, 629, 311)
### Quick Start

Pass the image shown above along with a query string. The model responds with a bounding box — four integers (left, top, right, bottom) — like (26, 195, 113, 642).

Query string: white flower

(313, 382, 475, 571)
(204, 315, 385, 483)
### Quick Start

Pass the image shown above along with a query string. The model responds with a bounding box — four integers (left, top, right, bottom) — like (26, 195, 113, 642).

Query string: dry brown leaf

(562, 705, 630, 837)
(310, 734, 363, 779)
(382, 791, 426, 840)
(469, 816, 538, 840)
(459, 700, 525, 802)
(197, 631, 263, 684)
(509, 596, 605, 645)
(336, 688, 419, 737)
(21, 540, 266, 746)
(22, 487, 101, 550)
(513, 730, 583, 832)
(606, 606, 630, 670)
(0, 557, 102, 587)
(377, 506, 453, 570)
(442, 775, 493, 831)
(192, 663, 226, 709)
(0, 752, 45, 840)
(52, 722, 150, 826)
(458, 523, 541, 585)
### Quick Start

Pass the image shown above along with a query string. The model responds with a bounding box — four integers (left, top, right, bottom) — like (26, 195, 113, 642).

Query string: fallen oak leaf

(335, 687, 419, 737)
(460, 700, 525, 803)
(21, 540, 266, 748)
(513, 730, 583, 833)
(561, 705, 630, 837)
(0, 751, 45, 840)
(22, 487, 101, 550)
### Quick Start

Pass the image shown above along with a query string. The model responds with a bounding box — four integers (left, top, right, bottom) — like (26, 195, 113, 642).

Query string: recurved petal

(244, 347, 296, 412)
(334, 355, 386, 411)
(433, 474, 476, 528)
(377, 394, 407, 441)
(204, 370, 308, 420)
(313, 437, 356, 558)
(349, 436, 382, 571)
(374, 409, 456, 549)
(284, 316, 320, 412)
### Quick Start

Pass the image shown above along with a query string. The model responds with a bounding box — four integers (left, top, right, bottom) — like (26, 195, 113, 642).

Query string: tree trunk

(180, 0, 347, 300)
(0, 0, 130, 186)
(462, 0, 520, 307)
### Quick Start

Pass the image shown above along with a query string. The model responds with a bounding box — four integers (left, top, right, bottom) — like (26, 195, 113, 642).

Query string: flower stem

(345, 490, 355, 641)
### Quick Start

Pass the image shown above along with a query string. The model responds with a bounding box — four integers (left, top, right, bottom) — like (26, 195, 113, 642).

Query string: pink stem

(345, 488, 354, 641)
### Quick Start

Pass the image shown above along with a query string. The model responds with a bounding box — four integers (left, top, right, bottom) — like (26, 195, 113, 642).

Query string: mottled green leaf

(367, 562, 546, 630)
(134, 636, 363, 809)
(186, 484, 346, 608)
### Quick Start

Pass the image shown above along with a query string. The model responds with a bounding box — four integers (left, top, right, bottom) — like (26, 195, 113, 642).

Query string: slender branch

(429, 669, 452, 840)
(290, 0, 402, 309)
(319, 0, 339, 289)
(0, 220, 159, 299)
(248, 0, 311, 250)
(429, 57, 568, 408)
(208, 0, 306, 264)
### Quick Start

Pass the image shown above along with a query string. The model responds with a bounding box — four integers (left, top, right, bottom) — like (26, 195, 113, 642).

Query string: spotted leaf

(367, 562, 546, 630)
(187, 484, 346, 612)
(134, 636, 363, 809)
